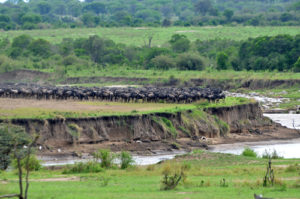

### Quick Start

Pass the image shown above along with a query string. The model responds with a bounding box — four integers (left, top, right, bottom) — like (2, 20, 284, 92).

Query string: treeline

(0, 0, 300, 30)
(0, 34, 299, 73)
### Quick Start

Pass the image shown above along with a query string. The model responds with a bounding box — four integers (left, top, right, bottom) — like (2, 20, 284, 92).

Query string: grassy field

(1, 26, 300, 46)
(52, 67, 300, 81)
(1, 151, 299, 199)
(0, 97, 251, 119)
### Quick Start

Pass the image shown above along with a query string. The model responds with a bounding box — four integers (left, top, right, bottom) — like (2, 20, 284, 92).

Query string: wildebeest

(0, 83, 225, 103)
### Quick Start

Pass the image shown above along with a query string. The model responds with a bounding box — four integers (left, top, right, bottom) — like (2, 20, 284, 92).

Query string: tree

(176, 53, 204, 70)
(12, 34, 32, 49)
(162, 19, 172, 27)
(169, 34, 190, 53)
(217, 52, 228, 70)
(223, 9, 234, 21)
(0, 124, 39, 199)
(293, 57, 300, 72)
(150, 55, 175, 70)
(194, 0, 212, 16)
(36, 2, 52, 15)
(83, 2, 106, 15)
(28, 39, 52, 58)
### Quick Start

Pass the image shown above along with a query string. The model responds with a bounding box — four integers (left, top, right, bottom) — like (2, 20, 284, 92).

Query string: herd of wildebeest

(0, 83, 225, 103)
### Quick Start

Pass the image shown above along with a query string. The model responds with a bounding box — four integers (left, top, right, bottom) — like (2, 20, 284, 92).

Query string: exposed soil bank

(0, 70, 50, 83)
(0, 103, 298, 155)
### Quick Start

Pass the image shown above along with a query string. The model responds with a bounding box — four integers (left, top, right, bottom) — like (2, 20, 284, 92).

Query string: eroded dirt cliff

(0, 103, 298, 154)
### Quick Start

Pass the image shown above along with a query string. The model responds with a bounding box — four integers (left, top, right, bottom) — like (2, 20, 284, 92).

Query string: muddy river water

(41, 93, 300, 166)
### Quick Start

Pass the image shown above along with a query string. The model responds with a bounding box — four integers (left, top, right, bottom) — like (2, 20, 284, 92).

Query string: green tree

(169, 34, 190, 53)
(150, 55, 175, 70)
(36, 2, 52, 15)
(28, 39, 52, 58)
(12, 34, 32, 49)
(176, 53, 204, 70)
(223, 9, 234, 21)
(83, 2, 106, 15)
(293, 57, 300, 72)
(217, 52, 228, 70)
(194, 0, 212, 16)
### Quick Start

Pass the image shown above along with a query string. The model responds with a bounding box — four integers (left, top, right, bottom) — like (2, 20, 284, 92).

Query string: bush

(93, 149, 115, 168)
(285, 164, 300, 173)
(176, 53, 204, 70)
(262, 149, 282, 159)
(216, 52, 228, 70)
(169, 34, 190, 53)
(293, 57, 300, 72)
(119, 151, 134, 169)
(241, 147, 257, 157)
(161, 164, 186, 190)
(13, 155, 42, 171)
(150, 55, 175, 70)
(63, 161, 103, 174)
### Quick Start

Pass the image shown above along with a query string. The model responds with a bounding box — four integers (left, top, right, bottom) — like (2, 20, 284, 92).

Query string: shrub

(150, 55, 175, 70)
(285, 164, 300, 172)
(161, 164, 186, 190)
(176, 53, 204, 70)
(93, 149, 115, 168)
(13, 155, 42, 171)
(63, 161, 103, 174)
(120, 151, 134, 169)
(169, 34, 190, 53)
(262, 149, 282, 159)
(241, 147, 257, 157)
(216, 52, 228, 70)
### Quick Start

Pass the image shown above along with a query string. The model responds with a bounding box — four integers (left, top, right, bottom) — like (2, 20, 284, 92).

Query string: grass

(1, 151, 300, 199)
(0, 97, 252, 120)
(56, 67, 300, 81)
(1, 26, 300, 46)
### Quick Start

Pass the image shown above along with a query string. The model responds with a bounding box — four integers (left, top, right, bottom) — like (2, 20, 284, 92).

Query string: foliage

(169, 34, 191, 53)
(0, 0, 299, 29)
(93, 149, 115, 168)
(262, 149, 283, 159)
(241, 147, 257, 158)
(150, 55, 175, 70)
(13, 155, 41, 171)
(0, 124, 30, 170)
(216, 52, 228, 70)
(161, 164, 186, 190)
(62, 161, 104, 174)
(119, 151, 134, 169)
(176, 53, 204, 70)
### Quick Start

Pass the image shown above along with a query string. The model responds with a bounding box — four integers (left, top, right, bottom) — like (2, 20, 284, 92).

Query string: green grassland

(0, 97, 251, 119)
(60, 67, 300, 80)
(1, 26, 300, 46)
(1, 151, 299, 199)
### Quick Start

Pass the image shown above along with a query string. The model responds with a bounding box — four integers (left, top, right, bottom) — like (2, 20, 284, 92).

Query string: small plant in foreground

(242, 147, 257, 157)
(93, 149, 115, 168)
(262, 149, 282, 159)
(220, 178, 229, 187)
(13, 155, 42, 171)
(62, 161, 104, 174)
(161, 164, 186, 190)
(285, 163, 300, 172)
(119, 151, 134, 169)
(263, 158, 274, 187)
